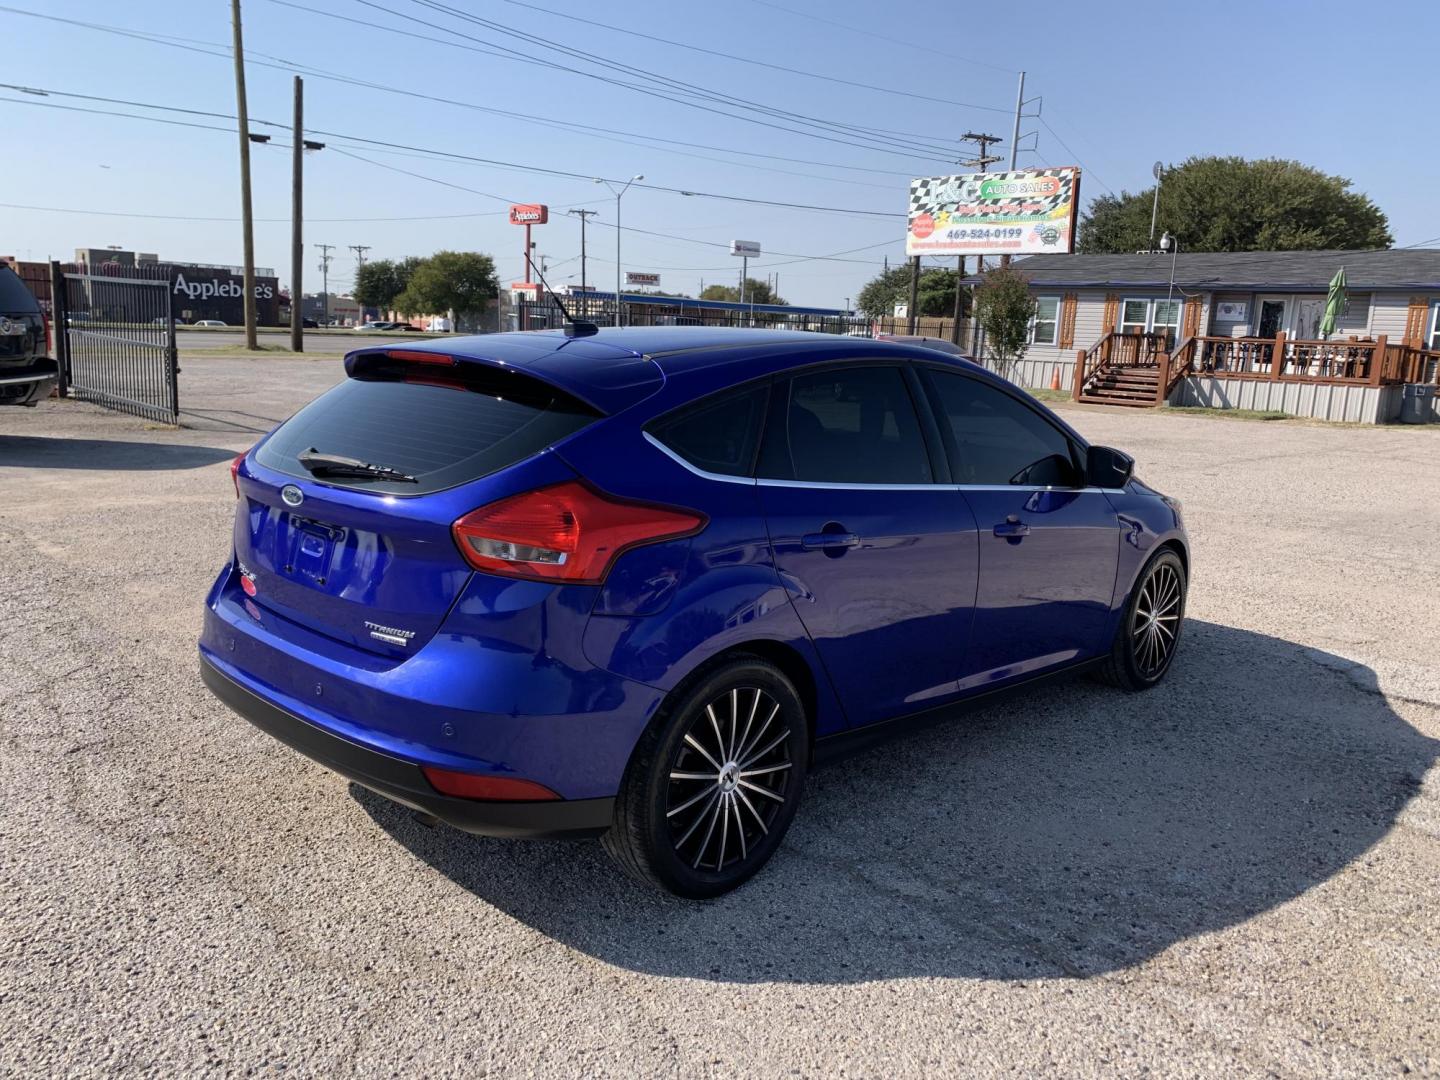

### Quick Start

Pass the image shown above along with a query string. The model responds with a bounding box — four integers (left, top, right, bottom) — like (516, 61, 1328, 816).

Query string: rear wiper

(297, 448, 417, 482)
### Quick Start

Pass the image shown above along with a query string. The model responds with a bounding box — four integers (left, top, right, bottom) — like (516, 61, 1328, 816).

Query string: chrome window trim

(642, 431, 757, 486)
(643, 431, 1131, 496)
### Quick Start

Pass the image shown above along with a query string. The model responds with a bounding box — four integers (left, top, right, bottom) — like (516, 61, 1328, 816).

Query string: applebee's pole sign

(510, 204, 548, 289)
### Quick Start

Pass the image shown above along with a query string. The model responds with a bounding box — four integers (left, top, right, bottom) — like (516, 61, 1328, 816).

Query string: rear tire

(602, 657, 808, 899)
(1098, 548, 1187, 691)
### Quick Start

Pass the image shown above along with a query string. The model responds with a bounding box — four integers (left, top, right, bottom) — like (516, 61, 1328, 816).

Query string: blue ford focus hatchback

(200, 327, 1188, 897)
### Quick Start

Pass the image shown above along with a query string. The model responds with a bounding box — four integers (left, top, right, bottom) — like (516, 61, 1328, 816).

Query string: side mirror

(1087, 445, 1134, 489)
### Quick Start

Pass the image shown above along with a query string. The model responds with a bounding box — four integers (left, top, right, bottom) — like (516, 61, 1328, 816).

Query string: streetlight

(1148, 161, 1165, 251)
(1160, 231, 1179, 347)
(594, 174, 643, 327)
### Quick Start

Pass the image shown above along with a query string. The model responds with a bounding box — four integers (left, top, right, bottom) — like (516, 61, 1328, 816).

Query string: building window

(1119, 299, 1149, 335)
(1032, 296, 1060, 345)
(1119, 297, 1181, 344)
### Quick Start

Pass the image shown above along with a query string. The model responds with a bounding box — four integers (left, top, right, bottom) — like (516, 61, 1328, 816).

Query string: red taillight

(385, 349, 455, 366)
(421, 767, 559, 802)
(231, 452, 245, 497)
(452, 481, 706, 585)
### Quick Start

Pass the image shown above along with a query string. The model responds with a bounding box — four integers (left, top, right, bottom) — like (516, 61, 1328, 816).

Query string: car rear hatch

(235, 346, 632, 658)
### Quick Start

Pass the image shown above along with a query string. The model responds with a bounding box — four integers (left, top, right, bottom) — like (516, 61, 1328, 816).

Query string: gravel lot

(2, 352, 1437, 1077)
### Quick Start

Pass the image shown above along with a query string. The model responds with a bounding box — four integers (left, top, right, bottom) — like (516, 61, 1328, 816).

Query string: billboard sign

(730, 240, 761, 257)
(509, 204, 548, 225)
(624, 271, 661, 286)
(906, 167, 1079, 257)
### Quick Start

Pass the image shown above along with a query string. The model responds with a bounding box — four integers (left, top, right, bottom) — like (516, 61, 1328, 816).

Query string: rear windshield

(0, 268, 40, 313)
(256, 365, 598, 495)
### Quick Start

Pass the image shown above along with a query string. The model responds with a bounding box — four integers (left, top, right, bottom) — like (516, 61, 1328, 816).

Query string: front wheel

(602, 658, 808, 899)
(1098, 548, 1187, 690)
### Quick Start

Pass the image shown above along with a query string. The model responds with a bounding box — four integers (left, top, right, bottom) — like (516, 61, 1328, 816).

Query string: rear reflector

(452, 480, 705, 585)
(421, 767, 560, 802)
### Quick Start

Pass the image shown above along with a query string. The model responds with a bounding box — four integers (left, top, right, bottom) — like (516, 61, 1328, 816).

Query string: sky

(3, 0, 1437, 309)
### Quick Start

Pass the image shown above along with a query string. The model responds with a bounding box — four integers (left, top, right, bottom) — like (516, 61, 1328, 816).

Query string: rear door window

(256, 366, 597, 495)
(646, 383, 769, 477)
(924, 370, 1081, 486)
(757, 366, 933, 485)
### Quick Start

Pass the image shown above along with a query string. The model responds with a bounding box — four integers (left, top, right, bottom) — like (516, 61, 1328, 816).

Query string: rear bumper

(0, 361, 58, 405)
(200, 654, 615, 839)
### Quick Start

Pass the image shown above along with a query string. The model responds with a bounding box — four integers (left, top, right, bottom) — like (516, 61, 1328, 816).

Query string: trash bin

(1400, 382, 1435, 424)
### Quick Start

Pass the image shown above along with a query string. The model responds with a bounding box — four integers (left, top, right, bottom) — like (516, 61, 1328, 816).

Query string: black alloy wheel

(603, 658, 808, 898)
(1099, 548, 1187, 690)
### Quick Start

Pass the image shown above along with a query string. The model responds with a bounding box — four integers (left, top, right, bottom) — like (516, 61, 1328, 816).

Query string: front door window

(1256, 299, 1287, 339)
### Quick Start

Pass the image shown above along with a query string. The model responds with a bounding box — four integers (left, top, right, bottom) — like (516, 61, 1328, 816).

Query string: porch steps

(1078, 365, 1162, 408)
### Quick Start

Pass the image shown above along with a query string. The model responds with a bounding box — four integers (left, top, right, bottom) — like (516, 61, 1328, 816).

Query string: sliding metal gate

(55, 271, 179, 424)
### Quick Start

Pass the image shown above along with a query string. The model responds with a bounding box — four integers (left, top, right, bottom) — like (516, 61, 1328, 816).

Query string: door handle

(801, 531, 860, 551)
(993, 516, 1031, 538)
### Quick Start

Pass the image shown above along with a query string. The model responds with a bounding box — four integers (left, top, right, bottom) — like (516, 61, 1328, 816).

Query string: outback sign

(509, 204, 549, 225)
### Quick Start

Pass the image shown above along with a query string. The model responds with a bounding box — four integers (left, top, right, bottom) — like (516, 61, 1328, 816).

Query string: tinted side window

(647, 384, 768, 477)
(927, 371, 1079, 486)
(759, 366, 932, 485)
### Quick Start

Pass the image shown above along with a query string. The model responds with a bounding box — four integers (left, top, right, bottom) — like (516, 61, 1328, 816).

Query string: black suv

(0, 266, 56, 406)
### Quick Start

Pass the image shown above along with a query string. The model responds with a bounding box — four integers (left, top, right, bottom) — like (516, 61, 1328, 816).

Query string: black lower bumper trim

(200, 655, 615, 839)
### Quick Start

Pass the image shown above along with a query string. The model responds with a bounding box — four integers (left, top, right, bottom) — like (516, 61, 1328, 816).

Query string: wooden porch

(1072, 331, 1440, 409)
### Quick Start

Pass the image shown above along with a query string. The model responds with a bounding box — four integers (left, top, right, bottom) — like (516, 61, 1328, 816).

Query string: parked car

(302, 317, 319, 329)
(427, 316, 453, 333)
(355, 321, 391, 331)
(875, 333, 969, 356)
(201, 327, 1188, 897)
(194, 319, 227, 327)
(0, 265, 56, 406)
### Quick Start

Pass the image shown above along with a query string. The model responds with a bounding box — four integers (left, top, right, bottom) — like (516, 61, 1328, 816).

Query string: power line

(343, 0, 961, 160)
(491, 0, 1013, 114)
(741, 0, 1019, 75)
(0, 2, 951, 172)
(1037, 116, 1114, 196)
(0, 83, 908, 218)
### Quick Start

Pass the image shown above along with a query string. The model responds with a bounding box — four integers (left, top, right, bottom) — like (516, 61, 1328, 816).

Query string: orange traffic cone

(1050, 368, 1061, 391)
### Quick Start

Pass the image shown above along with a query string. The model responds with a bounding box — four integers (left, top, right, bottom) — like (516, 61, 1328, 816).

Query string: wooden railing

(1074, 331, 1183, 400)
(1194, 334, 1403, 385)
(1076, 332, 1439, 404)
(1158, 336, 1198, 404)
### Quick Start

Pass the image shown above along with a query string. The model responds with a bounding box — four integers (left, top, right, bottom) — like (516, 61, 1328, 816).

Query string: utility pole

(567, 209, 597, 296)
(906, 255, 920, 334)
(349, 243, 370, 319)
(1008, 72, 1026, 171)
(315, 243, 334, 325)
(230, 0, 258, 350)
(960, 131, 1003, 355)
(290, 76, 303, 352)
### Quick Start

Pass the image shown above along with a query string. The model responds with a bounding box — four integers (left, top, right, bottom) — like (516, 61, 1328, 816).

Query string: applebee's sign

(509, 204, 548, 225)
(173, 273, 274, 301)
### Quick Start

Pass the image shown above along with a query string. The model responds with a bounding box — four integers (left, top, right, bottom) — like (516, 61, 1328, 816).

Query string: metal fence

(514, 297, 972, 341)
(55, 270, 179, 424)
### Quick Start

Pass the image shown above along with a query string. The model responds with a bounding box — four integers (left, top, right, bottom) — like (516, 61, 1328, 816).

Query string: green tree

(699, 279, 786, 305)
(855, 265, 967, 319)
(352, 256, 421, 313)
(393, 251, 499, 329)
(1077, 156, 1392, 253)
(973, 266, 1036, 372)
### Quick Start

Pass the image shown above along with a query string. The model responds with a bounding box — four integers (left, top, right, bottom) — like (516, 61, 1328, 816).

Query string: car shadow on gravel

(0, 435, 235, 470)
(356, 619, 1438, 983)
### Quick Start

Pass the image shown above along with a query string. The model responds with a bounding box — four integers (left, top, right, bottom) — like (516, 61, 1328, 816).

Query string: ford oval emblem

(280, 484, 304, 507)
